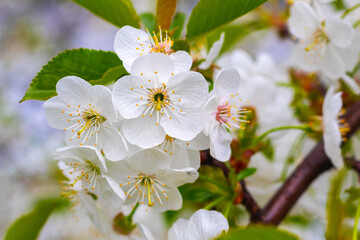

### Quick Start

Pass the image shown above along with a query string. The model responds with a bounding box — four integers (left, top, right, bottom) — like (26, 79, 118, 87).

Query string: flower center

(146, 26, 173, 55)
(121, 174, 169, 209)
(63, 104, 106, 146)
(305, 27, 329, 52)
(148, 87, 170, 112)
(214, 96, 251, 131)
(62, 159, 101, 191)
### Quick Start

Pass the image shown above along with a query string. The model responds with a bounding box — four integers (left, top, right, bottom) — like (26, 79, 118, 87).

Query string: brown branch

(253, 101, 360, 225)
(240, 180, 262, 220)
(345, 157, 360, 176)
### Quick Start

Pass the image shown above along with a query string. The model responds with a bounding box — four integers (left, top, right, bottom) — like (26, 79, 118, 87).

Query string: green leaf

(206, 20, 269, 55)
(170, 13, 186, 39)
(186, 0, 267, 40)
(259, 138, 274, 161)
(140, 12, 156, 32)
(345, 187, 360, 202)
(21, 49, 126, 102)
(217, 226, 299, 240)
(5, 198, 70, 240)
(72, 0, 140, 28)
(171, 40, 190, 53)
(156, 0, 177, 29)
(237, 168, 257, 181)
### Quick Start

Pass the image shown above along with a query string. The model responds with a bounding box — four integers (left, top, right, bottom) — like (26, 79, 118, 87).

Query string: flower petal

(103, 175, 125, 201)
(161, 107, 204, 141)
(214, 68, 241, 101)
(43, 96, 70, 129)
(169, 51, 193, 73)
(112, 75, 149, 119)
(288, 2, 319, 40)
(320, 44, 345, 79)
(56, 76, 94, 106)
(166, 71, 208, 108)
(168, 218, 189, 240)
(131, 53, 175, 85)
(324, 121, 343, 168)
(188, 209, 229, 240)
(168, 148, 201, 170)
(99, 123, 128, 161)
(156, 167, 198, 188)
(325, 18, 354, 48)
(199, 32, 225, 70)
(92, 85, 117, 123)
(114, 26, 151, 73)
(122, 113, 166, 148)
(209, 124, 233, 162)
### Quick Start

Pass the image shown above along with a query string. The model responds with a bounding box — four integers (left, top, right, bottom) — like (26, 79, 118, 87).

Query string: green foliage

(259, 138, 274, 161)
(170, 13, 187, 39)
(326, 169, 346, 240)
(237, 168, 257, 181)
(346, 187, 360, 202)
(172, 40, 190, 53)
(156, 0, 177, 29)
(217, 226, 299, 240)
(21, 49, 127, 102)
(72, 0, 140, 28)
(206, 20, 269, 55)
(5, 198, 70, 240)
(140, 13, 156, 32)
(186, 0, 267, 40)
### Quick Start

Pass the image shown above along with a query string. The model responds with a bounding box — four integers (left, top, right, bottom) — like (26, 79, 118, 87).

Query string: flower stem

(353, 200, 360, 240)
(342, 3, 360, 19)
(254, 125, 311, 144)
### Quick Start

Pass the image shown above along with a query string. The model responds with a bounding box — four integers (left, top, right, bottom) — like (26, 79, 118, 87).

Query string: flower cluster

(43, 25, 248, 238)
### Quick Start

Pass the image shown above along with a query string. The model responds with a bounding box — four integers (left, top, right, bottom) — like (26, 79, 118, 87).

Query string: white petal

(53, 145, 108, 173)
(131, 53, 175, 85)
(161, 107, 204, 141)
(323, 86, 342, 121)
(154, 188, 183, 212)
(99, 123, 128, 161)
(92, 85, 117, 123)
(122, 113, 166, 148)
(288, 2, 319, 40)
(342, 74, 360, 95)
(169, 148, 201, 170)
(166, 71, 208, 108)
(209, 124, 233, 162)
(114, 26, 152, 73)
(156, 167, 198, 187)
(291, 42, 321, 73)
(138, 224, 156, 240)
(188, 209, 229, 240)
(214, 68, 241, 101)
(229, 50, 255, 78)
(199, 32, 225, 70)
(103, 175, 125, 200)
(112, 75, 149, 119)
(168, 219, 188, 240)
(324, 121, 343, 168)
(325, 18, 354, 48)
(204, 96, 220, 135)
(320, 45, 345, 79)
(185, 131, 210, 151)
(43, 96, 69, 129)
(56, 76, 94, 106)
(169, 51, 193, 73)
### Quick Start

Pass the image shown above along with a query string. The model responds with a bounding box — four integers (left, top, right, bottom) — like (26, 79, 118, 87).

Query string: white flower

(114, 25, 192, 73)
(112, 53, 208, 149)
(289, 1, 359, 93)
(43, 76, 128, 161)
(198, 33, 225, 70)
(108, 148, 199, 212)
(168, 209, 229, 240)
(322, 86, 347, 169)
(54, 146, 125, 205)
(204, 69, 249, 162)
(157, 132, 210, 169)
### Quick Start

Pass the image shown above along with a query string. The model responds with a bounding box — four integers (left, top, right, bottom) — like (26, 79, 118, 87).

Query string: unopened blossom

(113, 53, 208, 149)
(289, 2, 360, 93)
(168, 209, 229, 240)
(322, 86, 348, 169)
(108, 149, 198, 212)
(54, 146, 125, 205)
(198, 33, 225, 70)
(114, 25, 192, 73)
(204, 69, 250, 161)
(43, 76, 128, 161)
